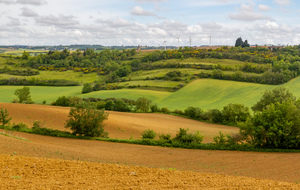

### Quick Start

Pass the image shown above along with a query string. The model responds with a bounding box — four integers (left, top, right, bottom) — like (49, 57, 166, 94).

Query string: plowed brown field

(0, 102, 239, 142)
(1, 154, 299, 189)
(0, 103, 300, 189)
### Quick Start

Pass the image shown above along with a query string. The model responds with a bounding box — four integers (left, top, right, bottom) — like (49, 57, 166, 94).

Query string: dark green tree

(242, 40, 250, 48)
(235, 37, 250, 48)
(235, 37, 243, 47)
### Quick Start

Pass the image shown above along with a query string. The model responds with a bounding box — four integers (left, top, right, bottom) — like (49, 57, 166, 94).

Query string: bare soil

(1, 154, 299, 190)
(0, 103, 300, 189)
(0, 102, 239, 142)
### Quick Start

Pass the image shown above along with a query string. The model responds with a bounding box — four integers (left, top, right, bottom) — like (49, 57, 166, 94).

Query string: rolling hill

(1, 76, 300, 111)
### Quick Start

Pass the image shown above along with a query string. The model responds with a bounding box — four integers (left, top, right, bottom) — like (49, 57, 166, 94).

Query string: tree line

(2, 86, 300, 149)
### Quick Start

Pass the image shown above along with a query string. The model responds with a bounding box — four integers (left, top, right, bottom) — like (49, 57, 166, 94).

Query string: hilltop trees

(235, 37, 250, 48)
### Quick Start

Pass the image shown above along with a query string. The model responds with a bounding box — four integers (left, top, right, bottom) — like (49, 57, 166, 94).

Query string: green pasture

(128, 68, 200, 80)
(153, 58, 247, 67)
(1, 77, 300, 111)
(156, 77, 300, 110)
(117, 80, 185, 89)
(0, 86, 82, 104)
(0, 70, 103, 84)
(2, 48, 46, 56)
(80, 89, 170, 101)
(0, 86, 170, 105)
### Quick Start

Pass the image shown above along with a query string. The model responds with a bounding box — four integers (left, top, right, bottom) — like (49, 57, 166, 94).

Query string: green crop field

(2, 76, 300, 111)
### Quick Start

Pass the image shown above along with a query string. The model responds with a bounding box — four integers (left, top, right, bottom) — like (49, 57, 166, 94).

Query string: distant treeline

(0, 77, 79, 86)
(15, 44, 300, 85)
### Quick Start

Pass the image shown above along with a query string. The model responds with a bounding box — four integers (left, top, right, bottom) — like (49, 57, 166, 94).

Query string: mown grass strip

(0, 131, 30, 142)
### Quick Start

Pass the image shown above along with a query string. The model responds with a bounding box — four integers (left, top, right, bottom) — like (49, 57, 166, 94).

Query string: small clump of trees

(65, 102, 109, 137)
(235, 37, 250, 48)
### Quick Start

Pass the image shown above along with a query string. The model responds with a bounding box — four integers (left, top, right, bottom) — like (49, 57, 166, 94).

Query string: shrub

(135, 97, 152, 113)
(161, 107, 170, 114)
(68, 96, 82, 107)
(82, 83, 93, 94)
(239, 101, 300, 149)
(252, 87, 296, 112)
(12, 122, 28, 131)
(173, 109, 184, 115)
(222, 103, 250, 124)
(51, 96, 71, 107)
(150, 104, 160, 113)
(226, 133, 243, 145)
(158, 133, 171, 141)
(105, 100, 114, 110)
(33, 120, 44, 128)
(184, 107, 203, 119)
(65, 106, 109, 137)
(213, 132, 227, 144)
(95, 101, 106, 110)
(113, 99, 131, 112)
(173, 128, 204, 144)
(0, 108, 12, 126)
(210, 109, 224, 123)
(141, 129, 157, 139)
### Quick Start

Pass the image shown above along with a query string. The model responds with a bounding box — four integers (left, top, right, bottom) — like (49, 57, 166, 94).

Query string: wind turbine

(175, 35, 181, 49)
(188, 37, 192, 48)
(163, 38, 167, 50)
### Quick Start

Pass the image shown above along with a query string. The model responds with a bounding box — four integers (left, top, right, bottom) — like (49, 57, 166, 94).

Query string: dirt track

(0, 103, 300, 188)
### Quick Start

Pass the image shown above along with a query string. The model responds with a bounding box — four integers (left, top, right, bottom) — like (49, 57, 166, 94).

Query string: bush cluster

(141, 128, 204, 145)
(0, 78, 79, 86)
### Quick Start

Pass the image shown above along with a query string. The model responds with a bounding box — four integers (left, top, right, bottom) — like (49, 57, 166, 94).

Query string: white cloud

(135, 0, 166, 2)
(0, 0, 47, 5)
(16, 0, 47, 5)
(95, 17, 134, 28)
(131, 6, 156, 16)
(20, 7, 39, 17)
(35, 14, 79, 28)
(229, 2, 274, 21)
(0, 0, 13, 4)
(274, 0, 291, 6)
(6, 17, 21, 26)
(258, 4, 271, 12)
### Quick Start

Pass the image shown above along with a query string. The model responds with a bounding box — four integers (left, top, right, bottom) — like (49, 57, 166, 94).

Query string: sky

(0, 0, 300, 46)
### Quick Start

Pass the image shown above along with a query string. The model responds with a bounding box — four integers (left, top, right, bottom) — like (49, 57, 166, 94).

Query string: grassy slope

(1, 77, 300, 111)
(0, 86, 170, 104)
(0, 86, 82, 104)
(1, 54, 300, 110)
(158, 77, 300, 110)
